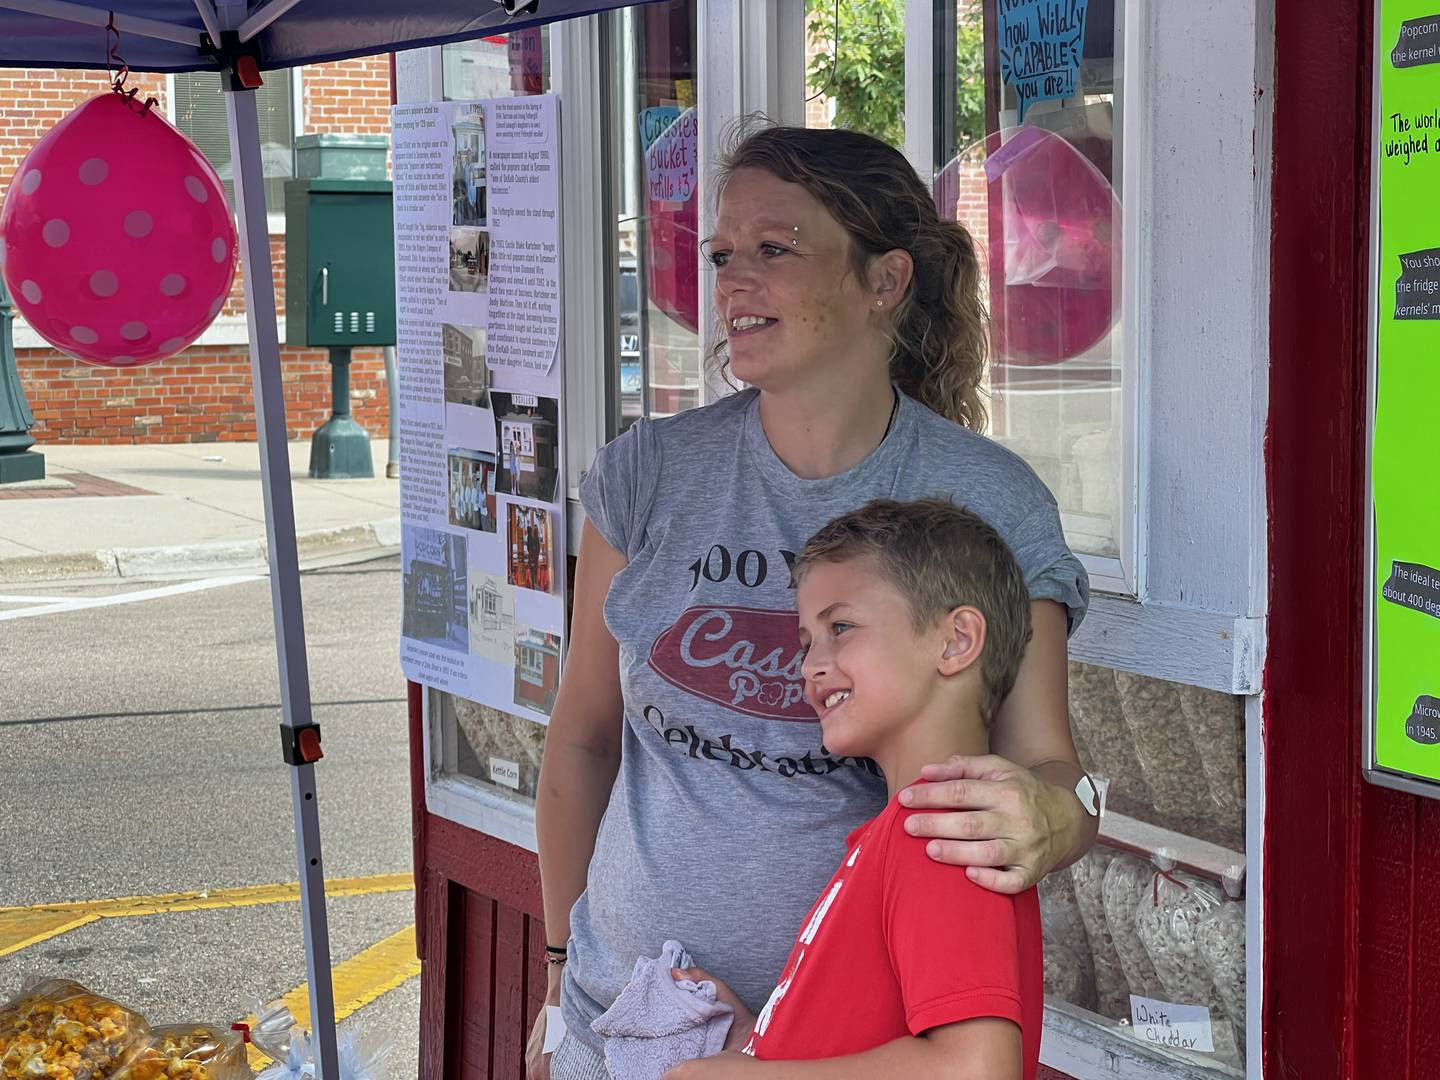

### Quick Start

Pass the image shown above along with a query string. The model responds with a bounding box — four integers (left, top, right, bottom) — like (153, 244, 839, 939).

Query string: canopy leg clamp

(281, 722, 324, 766)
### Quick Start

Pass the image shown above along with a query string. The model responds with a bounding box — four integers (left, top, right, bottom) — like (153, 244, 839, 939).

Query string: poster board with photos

(394, 96, 565, 810)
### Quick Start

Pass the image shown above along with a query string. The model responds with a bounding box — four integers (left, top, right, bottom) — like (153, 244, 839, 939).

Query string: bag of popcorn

(114, 1023, 251, 1080)
(0, 978, 150, 1080)
(1198, 864, 1247, 1060)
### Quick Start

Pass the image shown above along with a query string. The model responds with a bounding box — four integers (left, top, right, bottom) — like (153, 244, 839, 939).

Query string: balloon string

(106, 12, 157, 115)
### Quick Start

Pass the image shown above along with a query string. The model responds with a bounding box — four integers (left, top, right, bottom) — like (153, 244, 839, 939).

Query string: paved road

(0, 554, 420, 1077)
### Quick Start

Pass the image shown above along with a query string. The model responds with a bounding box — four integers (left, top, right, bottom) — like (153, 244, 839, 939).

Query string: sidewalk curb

(0, 518, 402, 583)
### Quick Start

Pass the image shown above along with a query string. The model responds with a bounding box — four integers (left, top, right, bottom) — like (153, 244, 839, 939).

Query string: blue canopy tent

(0, 1, 639, 1074)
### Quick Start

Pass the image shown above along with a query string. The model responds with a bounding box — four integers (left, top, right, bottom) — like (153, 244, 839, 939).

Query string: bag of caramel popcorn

(114, 1023, 252, 1080)
(0, 978, 150, 1080)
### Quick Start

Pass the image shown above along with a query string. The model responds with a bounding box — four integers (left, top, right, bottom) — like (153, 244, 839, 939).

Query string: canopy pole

(238, 0, 307, 43)
(0, 0, 202, 45)
(223, 82, 342, 1080)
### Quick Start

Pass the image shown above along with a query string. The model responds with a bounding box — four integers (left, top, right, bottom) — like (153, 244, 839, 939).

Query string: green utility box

(285, 178, 395, 479)
(295, 134, 389, 182)
(284, 179, 396, 348)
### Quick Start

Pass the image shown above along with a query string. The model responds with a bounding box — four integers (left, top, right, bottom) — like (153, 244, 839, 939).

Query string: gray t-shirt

(562, 388, 1088, 1052)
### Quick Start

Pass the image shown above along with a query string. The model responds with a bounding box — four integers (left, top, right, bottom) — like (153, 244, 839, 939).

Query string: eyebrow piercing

(791, 225, 799, 247)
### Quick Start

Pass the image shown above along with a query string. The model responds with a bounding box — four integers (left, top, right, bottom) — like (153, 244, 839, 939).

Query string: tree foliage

(805, 0, 906, 148)
(954, 4, 986, 152)
(806, 0, 988, 158)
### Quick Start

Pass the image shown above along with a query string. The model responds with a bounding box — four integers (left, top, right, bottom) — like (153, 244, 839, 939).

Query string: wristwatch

(1074, 774, 1102, 818)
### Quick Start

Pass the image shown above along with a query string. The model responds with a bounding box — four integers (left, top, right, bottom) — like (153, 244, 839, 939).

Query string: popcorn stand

(0, 0, 1432, 1078)
(396, 2, 1440, 1078)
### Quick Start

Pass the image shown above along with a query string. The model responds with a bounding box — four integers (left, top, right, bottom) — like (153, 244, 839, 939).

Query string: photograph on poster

(452, 105, 486, 227)
(449, 228, 490, 293)
(448, 448, 498, 534)
(468, 571, 516, 665)
(507, 504, 555, 594)
(491, 391, 559, 501)
(442, 322, 489, 408)
(514, 626, 562, 717)
(445, 694, 545, 798)
(402, 527, 468, 653)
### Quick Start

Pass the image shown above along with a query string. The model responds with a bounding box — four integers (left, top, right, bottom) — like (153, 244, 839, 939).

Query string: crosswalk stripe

(0, 912, 99, 958)
(0, 575, 263, 622)
(0, 873, 414, 957)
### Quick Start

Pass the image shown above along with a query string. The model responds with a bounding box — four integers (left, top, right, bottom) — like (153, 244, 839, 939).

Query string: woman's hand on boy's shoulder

(899, 753, 1078, 894)
(662, 1050, 759, 1080)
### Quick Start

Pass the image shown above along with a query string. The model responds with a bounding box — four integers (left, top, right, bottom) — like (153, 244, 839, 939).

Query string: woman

(529, 126, 1096, 1080)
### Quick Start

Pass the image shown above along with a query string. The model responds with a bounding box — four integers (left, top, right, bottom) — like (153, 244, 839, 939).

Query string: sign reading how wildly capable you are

(1369, 1, 1440, 791)
(996, 0, 1090, 122)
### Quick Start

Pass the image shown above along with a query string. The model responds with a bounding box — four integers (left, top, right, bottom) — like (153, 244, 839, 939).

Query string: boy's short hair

(794, 498, 1033, 721)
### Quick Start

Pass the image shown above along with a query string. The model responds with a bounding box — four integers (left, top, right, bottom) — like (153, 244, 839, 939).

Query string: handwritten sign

(488, 756, 522, 790)
(1393, 247, 1440, 317)
(997, 0, 1090, 122)
(639, 106, 682, 151)
(645, 107, 697, 202)
(1129, 995, 1214, 1053)
(1392, 14, 1440, 67)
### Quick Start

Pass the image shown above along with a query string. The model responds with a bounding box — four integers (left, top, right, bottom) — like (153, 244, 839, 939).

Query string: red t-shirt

(742, 783, 1042, 1077)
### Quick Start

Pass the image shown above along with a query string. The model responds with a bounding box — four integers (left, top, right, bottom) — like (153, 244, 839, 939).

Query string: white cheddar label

(1129, 995, 1214, 1053)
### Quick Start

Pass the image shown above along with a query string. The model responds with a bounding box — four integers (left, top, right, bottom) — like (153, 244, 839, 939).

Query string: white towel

(590, 940, 734, 1080)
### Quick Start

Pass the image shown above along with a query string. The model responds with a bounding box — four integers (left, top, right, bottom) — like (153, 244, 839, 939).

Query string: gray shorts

(551, 1033, 611, 1080)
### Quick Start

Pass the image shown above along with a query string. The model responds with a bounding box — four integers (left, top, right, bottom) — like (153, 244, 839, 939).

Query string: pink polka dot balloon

(0, 91, 238, 368)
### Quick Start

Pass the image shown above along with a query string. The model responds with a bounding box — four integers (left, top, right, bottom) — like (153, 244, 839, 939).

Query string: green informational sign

(1366, 1, 1440, 793)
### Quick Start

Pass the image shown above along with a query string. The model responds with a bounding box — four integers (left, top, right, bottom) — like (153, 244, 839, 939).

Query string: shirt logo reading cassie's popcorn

(648, 605, 816, 721)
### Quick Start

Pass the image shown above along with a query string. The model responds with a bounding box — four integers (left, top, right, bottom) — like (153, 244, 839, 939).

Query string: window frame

(908, 0, 1267, 697)
(912, 0, 1141, 599)
(165, 67, 302, 235)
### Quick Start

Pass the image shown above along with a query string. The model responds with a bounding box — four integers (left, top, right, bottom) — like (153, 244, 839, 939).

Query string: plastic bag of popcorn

(1198, 864, 1247, 1060)
(115, 1021, 252, 1080)
(0, 978, 150, 1080)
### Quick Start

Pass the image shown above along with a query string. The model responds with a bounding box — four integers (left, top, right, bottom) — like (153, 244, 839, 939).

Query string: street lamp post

(0, 273, 45, 484)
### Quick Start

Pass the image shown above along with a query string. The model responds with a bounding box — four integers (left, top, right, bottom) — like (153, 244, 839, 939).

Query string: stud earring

(874, 298, 884, 308)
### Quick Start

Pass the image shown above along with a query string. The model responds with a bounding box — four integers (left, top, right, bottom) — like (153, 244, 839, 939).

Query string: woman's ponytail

(888, 218, 988, 432)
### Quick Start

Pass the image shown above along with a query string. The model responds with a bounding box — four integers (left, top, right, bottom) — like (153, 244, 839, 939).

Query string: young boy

(664, 497, 1042, 1080)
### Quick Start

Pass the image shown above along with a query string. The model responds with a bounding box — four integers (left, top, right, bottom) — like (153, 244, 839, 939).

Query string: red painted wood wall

(410, 680, 548, 1079)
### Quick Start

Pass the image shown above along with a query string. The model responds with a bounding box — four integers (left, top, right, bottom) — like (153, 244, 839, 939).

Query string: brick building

(0, 57, 394, 444)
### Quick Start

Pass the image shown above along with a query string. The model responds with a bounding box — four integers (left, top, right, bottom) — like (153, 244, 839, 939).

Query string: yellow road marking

(0, 873, 413, 957)
(244, 924, 420, 1068)
(0, 912, 100, 958)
